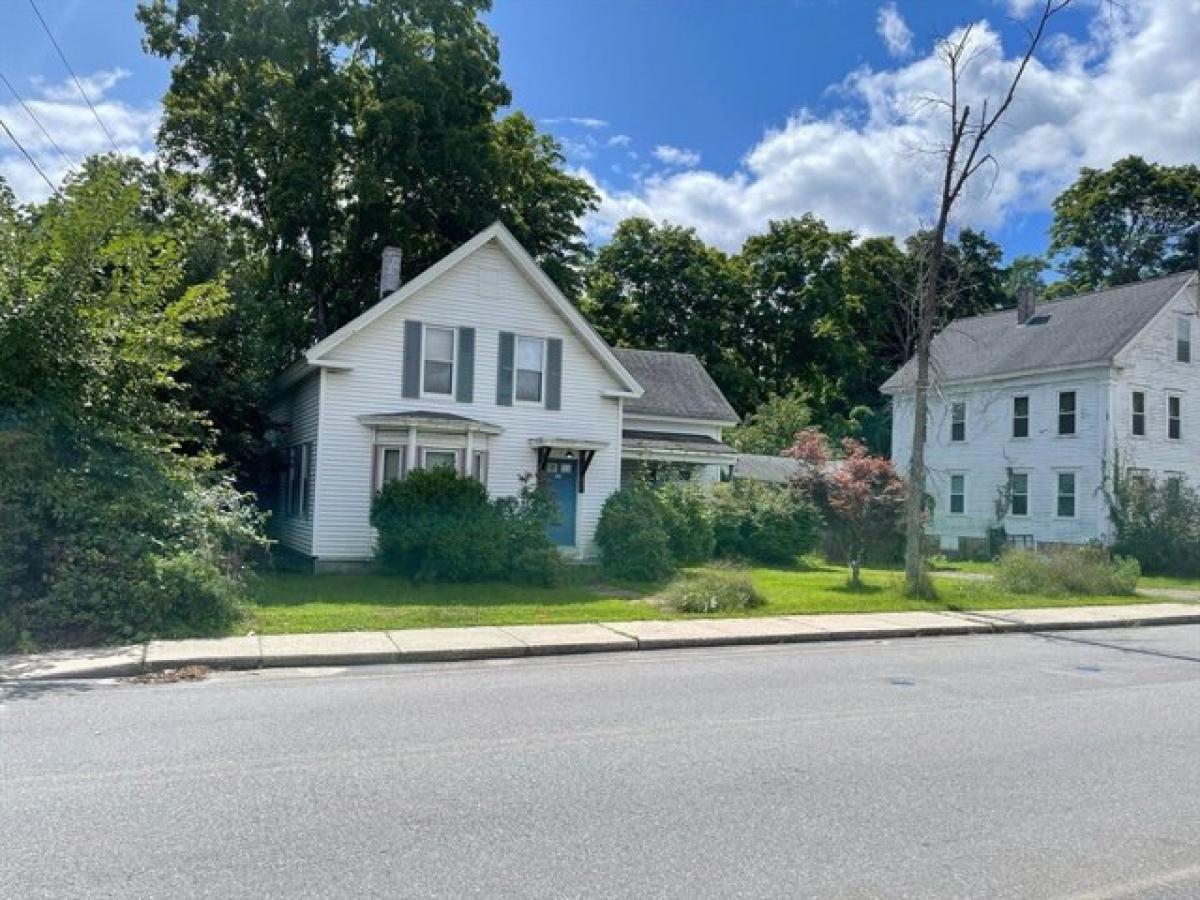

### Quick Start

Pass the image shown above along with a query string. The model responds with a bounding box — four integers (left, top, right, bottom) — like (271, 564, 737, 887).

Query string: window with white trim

(471, 450, 488, 485)
(422, 325, 455, 396)
(950, 401, 966, 442)
(1058, 391, 1076, 436)
(285, 443, 311, 519)
(1177, 315, 1191, 363)
(949, 473, 966, 515)
(1056, 471, 1076, 518)
(1131, 391, 1146, 436)
(1008, 471, 1029, 517)
(1012, 395, 1029, 438)
(515, 335, 546, 403)
(1168, 394, 1182, 440)
(376, 445, 407, 488)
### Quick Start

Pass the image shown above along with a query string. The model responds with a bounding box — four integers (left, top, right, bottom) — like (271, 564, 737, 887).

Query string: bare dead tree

(902, 0, 1074, 595)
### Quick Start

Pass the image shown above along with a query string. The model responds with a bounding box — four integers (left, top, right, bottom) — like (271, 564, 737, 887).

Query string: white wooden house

(884, 271, 1200, 554)
(268, 223, 738, 568)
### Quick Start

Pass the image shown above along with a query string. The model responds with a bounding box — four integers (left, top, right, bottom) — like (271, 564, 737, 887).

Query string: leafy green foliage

(1108, 472, 1200, 577)
(655, 482, 716, 565)
(727, 392, 813, 456)
(370, 468, 563, 584)
(139, 0, 597, 346)
(996, 547, 1139, 597)
(594, 487, 676, 582)
(661, 567, 765, 614)
(709, 481, 820, 565)
(1049, 156, 1200, 295)
(0, 162, 267, 647)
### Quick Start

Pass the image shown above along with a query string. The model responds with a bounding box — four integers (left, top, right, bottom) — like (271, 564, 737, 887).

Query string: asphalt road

(3, 626, 1200, 900)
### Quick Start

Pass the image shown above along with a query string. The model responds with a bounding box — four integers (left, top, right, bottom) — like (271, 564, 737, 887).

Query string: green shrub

(1109, 475, 1200, 577)
(996, 546, 1140, 597)
(494, 475, 565, 586)
(371, 467, 507, 581)
(595, 487, 676, 581)
(655, 482, 716, 564)
(710, 480, 820, 565)
(662, 568, 766, 614)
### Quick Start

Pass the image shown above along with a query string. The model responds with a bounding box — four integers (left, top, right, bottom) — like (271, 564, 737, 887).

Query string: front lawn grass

(245, 556, 1160, 635)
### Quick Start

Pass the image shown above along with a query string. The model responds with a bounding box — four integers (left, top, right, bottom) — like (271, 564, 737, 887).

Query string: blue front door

(544, 458, 578, 546)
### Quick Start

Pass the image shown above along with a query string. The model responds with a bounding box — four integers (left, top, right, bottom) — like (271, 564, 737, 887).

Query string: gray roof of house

(881, 272, 1196, 393)
(613, 348, 739, 423)
(732, 454, 800, 484)
(622, 429, 737, 456)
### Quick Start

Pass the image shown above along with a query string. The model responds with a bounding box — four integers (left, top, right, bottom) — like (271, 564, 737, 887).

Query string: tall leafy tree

(582, 218, 755, 411)
(1049, 155, 1200, 294)
(138, 0, 596, 349)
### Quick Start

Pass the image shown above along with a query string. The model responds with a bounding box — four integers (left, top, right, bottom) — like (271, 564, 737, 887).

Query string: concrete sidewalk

(4, 603, 1200, 682)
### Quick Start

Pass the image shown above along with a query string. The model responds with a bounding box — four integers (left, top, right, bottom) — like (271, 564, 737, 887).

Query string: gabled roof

(613, 348, 739, 424)
(732, 453, 800, 484)
(277, 221, 642, 396)
(881, 272, 1197, 393)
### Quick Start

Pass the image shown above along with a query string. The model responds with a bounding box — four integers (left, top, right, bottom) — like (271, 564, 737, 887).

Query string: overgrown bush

(655, 482, 716, 564)
(710, 480, 820, 565)
(371, 468, 564, 584)
(996, 546, 1140, 597)
(661, 567, 765, 614)
(1109, 474, 1200, 577)
(594, 487, 676, 581)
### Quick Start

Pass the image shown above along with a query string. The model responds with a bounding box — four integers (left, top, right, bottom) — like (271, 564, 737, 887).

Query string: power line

(0, 112, 60, 196)
(27, 0, 120, 154)
(0, 70, 77, 171)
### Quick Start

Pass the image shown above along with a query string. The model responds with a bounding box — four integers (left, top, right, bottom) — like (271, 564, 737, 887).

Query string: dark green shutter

(546, 338, 562, 411)
(456, 327, 475, 403)
(497, 331, 514, 406)
(402, 320, 422, 399)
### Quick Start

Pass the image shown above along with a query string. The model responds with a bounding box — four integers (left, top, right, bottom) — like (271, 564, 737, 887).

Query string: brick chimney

(379, 246, 403, 299)
(1017, 284, 1036, 325)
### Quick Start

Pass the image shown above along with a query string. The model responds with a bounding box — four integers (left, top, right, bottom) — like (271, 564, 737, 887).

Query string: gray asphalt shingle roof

(614, 348, 739, 423)
(622, 430, 737, 455)
(881, 272, 1196, 393)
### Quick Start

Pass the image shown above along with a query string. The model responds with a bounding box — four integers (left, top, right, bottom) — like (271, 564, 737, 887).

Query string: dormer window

(1177, 316, 1191, 363)
(515, 336, 546, 403)
(422, 325, 456, 396)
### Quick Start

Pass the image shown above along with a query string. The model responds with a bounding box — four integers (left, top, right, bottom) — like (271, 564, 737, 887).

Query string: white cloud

(607, 133, 632, 148)
(876, 3, 914, 58)
(653, 144, 701, 167)
(1, 69, 159, 201)
(584, 0, 1200, 250)
(542, 116, 609, 129)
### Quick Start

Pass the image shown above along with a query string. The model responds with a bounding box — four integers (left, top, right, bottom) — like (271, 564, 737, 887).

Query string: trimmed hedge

(595, 487, 675, 581)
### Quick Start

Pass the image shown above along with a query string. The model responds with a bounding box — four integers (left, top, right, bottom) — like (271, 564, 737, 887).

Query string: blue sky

(2, 0, 1197, 263)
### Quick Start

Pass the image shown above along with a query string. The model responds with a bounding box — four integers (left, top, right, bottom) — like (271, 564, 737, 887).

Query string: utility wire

(0, 112, 60, 196)
(27, 0, 120, 154)
(0, 70, 77, 170)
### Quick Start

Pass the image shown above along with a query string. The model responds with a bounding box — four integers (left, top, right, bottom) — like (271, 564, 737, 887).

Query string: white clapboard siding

(267, 371, 321, 555)
(313, 243, 625, 561)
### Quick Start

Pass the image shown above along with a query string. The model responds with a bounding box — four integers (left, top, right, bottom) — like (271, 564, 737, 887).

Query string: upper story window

(1058, 391, 1077, 436)
(1008, 471, 1029, 517)
(422, 325, 456, 396)
(950, 401, 966, 442)
(515, 336, 546, 403)
(1131, 391, 1146, 436)
(1168, 394, 1182, 440)
(1012, 395, 1029, 438)
(1056, 471, 1077, 518)
(949, 473, 966, 515)
(1177, 315, 1191, 363)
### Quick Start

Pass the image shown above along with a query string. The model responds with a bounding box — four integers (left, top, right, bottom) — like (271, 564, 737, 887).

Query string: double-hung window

(1056, 471, 1077, 518)
(515, 336, 546, 403)
(377, 446, 407, 488)
(1168, 394, 1182, 440)
(286, 443, 311, 519)
(422, 326, 456, 396)
(421, 448, 460, 471)
(1131, 391, 1146, 436)
(1012, 396, 1029, 438)
(1058, 391, 1076, 436)
(949, 474, 966, 515)
(1177, 316, 1191, 363)
(950, 401, 967, 442)
(1008, 471, 1029, 517)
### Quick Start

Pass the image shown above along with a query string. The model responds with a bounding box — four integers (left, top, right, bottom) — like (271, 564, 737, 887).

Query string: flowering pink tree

(788, 428, 907, 588)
